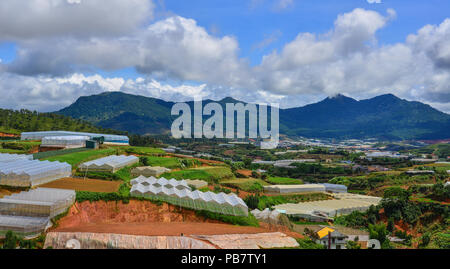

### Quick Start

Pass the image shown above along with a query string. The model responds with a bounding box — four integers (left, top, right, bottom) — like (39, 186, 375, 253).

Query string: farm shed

(21, 131, 129, 145)
(78, 155, 139, 173)
(0, 153, 33, 163)
(41, 136, 90, 149)
(130, 176, 192, 190)
(0, 159, 72, 187)
(131, 166, 171, 177)
(264, 184, 326, 194)
(130, 184, 248, 217)
(0, 215, 50, 238)
(0, 188, 75, 218)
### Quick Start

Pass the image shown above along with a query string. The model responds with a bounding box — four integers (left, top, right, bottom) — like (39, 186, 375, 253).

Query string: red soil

(40, 177, 121, 193)
(52, 200, 302, 238)
(237, 169, 253, 177)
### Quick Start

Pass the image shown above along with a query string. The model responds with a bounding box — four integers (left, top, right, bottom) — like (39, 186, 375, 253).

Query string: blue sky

(0, 0, 449, 112)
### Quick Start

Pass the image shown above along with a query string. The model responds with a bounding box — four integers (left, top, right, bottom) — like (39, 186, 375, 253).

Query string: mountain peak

(323, 94, 357, 103)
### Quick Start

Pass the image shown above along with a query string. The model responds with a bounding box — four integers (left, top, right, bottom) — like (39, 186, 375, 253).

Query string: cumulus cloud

(5, 16, 250, 87)
(0, 0, 154, 40)
(0, 7, 450, 113)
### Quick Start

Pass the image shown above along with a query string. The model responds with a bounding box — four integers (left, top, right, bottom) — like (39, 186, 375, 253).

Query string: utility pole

(328, 231, 331, 250)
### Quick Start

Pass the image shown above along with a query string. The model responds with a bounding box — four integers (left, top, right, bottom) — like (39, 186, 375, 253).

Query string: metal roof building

(21, 131, 129, 145)
(0, 159, 71, 187)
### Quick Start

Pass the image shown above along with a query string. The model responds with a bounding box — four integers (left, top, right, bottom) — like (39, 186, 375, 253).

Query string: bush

(195, 210, 259, 227)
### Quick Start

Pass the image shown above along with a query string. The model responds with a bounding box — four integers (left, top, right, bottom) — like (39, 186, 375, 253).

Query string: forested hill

(0, 108, 118, 135)
(57, 92, 450, 140)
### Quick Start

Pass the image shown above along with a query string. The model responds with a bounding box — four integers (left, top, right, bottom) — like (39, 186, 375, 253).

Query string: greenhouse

(41, 136, 90, 149)
(322, 183, 348, 193)
(264, 184, 326, 194)
(0, 159, 72, 187)
(78, 155, 139, 173)
(21, 131, 129, 145)
(130, 176, 192, 190)
(0, 215, 50, 238)
(0, 188, 76, 218)
(131, 166, 171, 177)
(130, 184, 248, 217)
(0, 153, 33, 163)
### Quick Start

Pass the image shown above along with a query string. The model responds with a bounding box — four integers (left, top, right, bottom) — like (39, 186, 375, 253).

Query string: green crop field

(44, 148, 117, 167)
(142, 156, 183, 169)
(266, 177, 303, 185)
(161, 167, 234, 183)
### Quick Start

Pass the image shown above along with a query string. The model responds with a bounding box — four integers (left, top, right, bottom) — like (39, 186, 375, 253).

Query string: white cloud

(367, 0, 382, 4)
(0, 7, 450, 113)
(0, 0, 154, 40)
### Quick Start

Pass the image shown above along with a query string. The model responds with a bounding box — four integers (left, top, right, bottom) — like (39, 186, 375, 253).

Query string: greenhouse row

(131, 176, 191, 190)
(130, 185, 248, 217)
(21, 131, 129, 145)
(264, 184, 326, 194)
(78, 155, 139, 173)
(41, 136, 90, 149)
(0, 188, 76, 218)
(0, 215, 50, 238)
(0, 159, 72, 187)
(0, 153, 33, 163)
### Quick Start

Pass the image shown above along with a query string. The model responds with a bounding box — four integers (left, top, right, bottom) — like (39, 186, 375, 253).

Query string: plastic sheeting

(264, 184, 326, 194)
(79, 155, 139, 173)
(322, 183, 348, 193)
(0, 153, 33, 163)
(0, 188, 76, 218)
(21, 131, 129, 144)
(130, 183, 248, 217)
(0, 215, 49, 238)
(0, 159, 72, 187)
(42, 136, 90, 148)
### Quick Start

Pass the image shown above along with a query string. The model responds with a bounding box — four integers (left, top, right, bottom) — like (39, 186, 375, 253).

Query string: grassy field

(44, 148, 117, 167)
(141, 156, 183, 169)
(121, 146, 165, 156)
(0, 140, 41, 154)
(161, 167, 234, 183)
(266, 177, 303, 185)
(221, 178, 270, 192)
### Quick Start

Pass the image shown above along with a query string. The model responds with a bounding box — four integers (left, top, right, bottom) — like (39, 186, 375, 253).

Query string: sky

(0, 0, 449, 113)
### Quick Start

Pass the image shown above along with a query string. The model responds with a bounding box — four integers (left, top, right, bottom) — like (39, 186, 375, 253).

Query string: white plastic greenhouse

(78, 155, 139, 173)
(0, 215, 50, 238)
(41, 136, 90, 148)
(130, 181, 248, 217)
(0, 153, 33, 163)
(0, 159, 72, 187)
(21, 131, 129, 145)
(130, 176, 192, 190)
(0, 188, 76, 218)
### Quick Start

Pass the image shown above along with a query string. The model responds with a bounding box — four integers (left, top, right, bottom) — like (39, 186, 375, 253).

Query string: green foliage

(246, 193, 330, 211)
(368, 223, 392, 249)
(384, 187, 411, 202)
(195, 210, 259, 227)
(295, 238, 326, 249)
(266, 177, 303, 185)
(0, 108, 109, 134)
(346, 240, 362, 249)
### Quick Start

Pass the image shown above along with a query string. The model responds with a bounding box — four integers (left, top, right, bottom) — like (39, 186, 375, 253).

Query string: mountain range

(56, 92, 450, 140)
